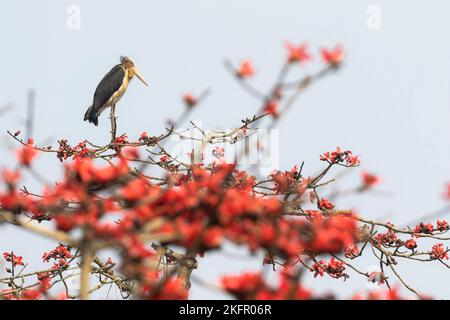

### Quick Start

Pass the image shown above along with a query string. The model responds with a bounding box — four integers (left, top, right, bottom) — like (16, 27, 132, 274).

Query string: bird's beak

(133, 67, 148, 86)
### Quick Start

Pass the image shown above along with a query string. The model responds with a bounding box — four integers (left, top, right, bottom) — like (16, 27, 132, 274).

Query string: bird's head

(120, 56, 148, 86)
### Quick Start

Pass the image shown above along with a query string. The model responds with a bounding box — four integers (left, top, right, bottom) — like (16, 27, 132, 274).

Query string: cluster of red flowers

(4, 39, 449, 301)
(318, 198, 335, 210)
(430, 243, 448, 260)
(56, 139, 94, 161)
(283, 42, 344, 66)
(320, 147, 360, 166)
(42, 245, 73, 270)
(0, 146, 360, 298)
(312, 258, 348, 280)
(374, 228, 402, 247)
(412, 220, 449, 235)
(221, 270, 311, 300)
(270, 165, 301, 194)
(3, 252, 24, 268)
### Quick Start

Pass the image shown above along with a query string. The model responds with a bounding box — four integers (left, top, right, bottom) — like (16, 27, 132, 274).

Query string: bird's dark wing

(92, 64, 125, 110)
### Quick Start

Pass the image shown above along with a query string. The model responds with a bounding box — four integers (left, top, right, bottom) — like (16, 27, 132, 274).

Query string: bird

(84, 56, 148, 126)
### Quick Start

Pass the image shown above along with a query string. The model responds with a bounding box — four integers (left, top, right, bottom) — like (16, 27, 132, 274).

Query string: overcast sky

(1, 0, 450, 299)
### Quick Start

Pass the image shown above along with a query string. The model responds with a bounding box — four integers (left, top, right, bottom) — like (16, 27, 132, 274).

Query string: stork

(84, 56, 148, 127)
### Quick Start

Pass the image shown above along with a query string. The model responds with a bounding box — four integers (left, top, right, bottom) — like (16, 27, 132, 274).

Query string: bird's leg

(110, 104, 117, 143)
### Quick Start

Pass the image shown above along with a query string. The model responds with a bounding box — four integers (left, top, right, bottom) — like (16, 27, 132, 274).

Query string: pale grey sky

(1, 0, 450, 299)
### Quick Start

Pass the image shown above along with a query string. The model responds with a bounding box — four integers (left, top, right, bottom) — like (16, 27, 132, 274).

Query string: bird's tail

(84, 104, 99, 126)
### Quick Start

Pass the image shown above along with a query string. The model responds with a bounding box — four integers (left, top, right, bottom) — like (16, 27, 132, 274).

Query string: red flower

(285, 42, 312, 64)
(3, 252, 24, 267)
(42, 245, 72, 262)
(326, 258, 348, 280)
(318, 198, 335, 210)
(374, 229, 400, 246)
(308, 216, 357, 253)
(2, 169, 20, 185)
(321, 45, 344, 66)
(404, 239, 417, 250)
(20, 289, 41, 300)
(430, 243, 448, 260)
(263, 100, 279, 118)
(344, 244, 360, 258)
(437, 220, 450, 232)
(139, 131, 149, 141)
(221, 272, 264, 297)
(203, 227, 223, 248)
(270, 166, 298, 194)
(151, 278, 188, 300)
(413, 223, 434, 234)
(160, 155, 170, 163)
(182, 93, 197, 108)
(16, 138, 38, 166)
(305, 210, 324, 223)
(320, 147, 360, 166)
(37, 273, 51, 292)
(121, 177, 149, 202)
(361, 171, 381, 188)
(312, 260, 326, 278)
(237, 59, 255, 78)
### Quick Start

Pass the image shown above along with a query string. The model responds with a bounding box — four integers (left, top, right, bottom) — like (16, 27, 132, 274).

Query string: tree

(0, 42, 448, 300)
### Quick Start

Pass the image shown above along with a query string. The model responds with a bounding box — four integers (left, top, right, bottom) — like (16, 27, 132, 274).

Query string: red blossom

(413, 223, 434, 235)
(37, 273, 51, 292)
(150, 278, 188, 300)
(305, 210, 324, 223)
(307, 216, 357, 254)
(20, 289, 41, 300)
(16, 138, 38, 166)
(270, 166, 299, 194)
(182, 93, 197, 108)
(42, 245, 72, 262)
(344, 244, 360, 258)
(2, 169, 20, 185)
(361, 171, 381, 189)
(326, 258, 348, 280)
(404, 239, 417, 250)
(312, 260, 326, 278)
(237, 59, 255, 78)
(318, 198, 334, 210)
(263, 100, 279, 118)
(139, 131, 149, 141)
(160, 155, 170, 163)
(374, 229, 401, 246)
(320, 147, 359, 166)
(285, 42, 312, 64)
(430, 243, 448, 260)
(221, 272, 264, 298)
(437, 220, 450, 232)
(3, 252, 24, 267)
(321, 45, 344, 66)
